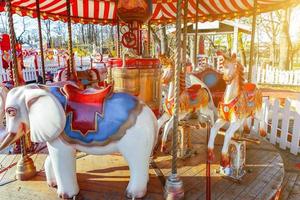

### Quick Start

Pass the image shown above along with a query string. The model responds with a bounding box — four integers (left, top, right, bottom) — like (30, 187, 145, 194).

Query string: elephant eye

(6, 107, 17, 117)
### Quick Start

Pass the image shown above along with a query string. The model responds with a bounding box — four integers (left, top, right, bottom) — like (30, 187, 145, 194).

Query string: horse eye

(6, 107, 17, 117)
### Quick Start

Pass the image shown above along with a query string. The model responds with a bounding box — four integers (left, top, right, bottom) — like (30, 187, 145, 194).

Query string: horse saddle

(62, 84, 113, 135)
(186, 84, 202, 100)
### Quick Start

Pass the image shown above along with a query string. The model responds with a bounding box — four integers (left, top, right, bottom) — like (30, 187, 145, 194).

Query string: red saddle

(186, 84, 202, 100)
(62, 84, 113, 135)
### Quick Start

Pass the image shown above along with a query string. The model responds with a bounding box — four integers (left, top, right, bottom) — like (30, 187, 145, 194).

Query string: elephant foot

(259, 129, 267, 137)
(126, 188, 147, 199)
(58, 192, 79, 199)
(47, 181, 57, 188)
(221, 153, 230, 167)
(57, 188, 79, 200)
(207, 148, 215, 162)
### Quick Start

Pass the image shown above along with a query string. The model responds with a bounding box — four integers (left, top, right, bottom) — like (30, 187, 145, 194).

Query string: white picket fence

(256, 65, 300, 86)
(0, 56, 92, 82)
(252, 98, 300, 155)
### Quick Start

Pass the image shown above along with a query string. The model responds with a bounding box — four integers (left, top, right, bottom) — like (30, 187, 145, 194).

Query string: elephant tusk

(0, 132, 17, 152)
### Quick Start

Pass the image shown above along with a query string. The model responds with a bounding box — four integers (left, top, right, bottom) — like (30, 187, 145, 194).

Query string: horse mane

(158, 54, 186, 93)
(236, 60, 245, 96)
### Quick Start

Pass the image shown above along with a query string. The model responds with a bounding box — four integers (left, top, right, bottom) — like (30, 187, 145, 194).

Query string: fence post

(290, 111, 300, 155)
(270, 99, 280, 144)
(280, 99, 291, 150)
(261, 98, 270, 137)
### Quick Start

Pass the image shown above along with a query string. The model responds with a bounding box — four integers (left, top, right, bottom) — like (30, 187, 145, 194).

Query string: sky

(7, 5, 300, 44)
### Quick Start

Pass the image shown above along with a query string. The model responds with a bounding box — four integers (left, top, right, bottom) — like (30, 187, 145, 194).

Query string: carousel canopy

(0, 0, 298, 24)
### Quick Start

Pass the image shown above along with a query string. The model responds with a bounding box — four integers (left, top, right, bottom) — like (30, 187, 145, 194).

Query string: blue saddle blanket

(49, 86, 140, 145)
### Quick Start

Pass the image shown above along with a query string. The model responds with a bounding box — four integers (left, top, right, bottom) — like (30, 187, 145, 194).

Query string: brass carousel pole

(193, 0, 199, 69)
(36, 0, 46, 84)
(248, 0, 257, 82)
(164, 0, 184, 198)
(117, 19, 121, 58)
(5, 0, 36, 180)
(182, 0, 188, 70)
(147, 21, 151, 57)
(66, 0, 74, 79)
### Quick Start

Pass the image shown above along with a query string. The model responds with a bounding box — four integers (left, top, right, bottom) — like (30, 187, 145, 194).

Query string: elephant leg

(207, 118, 226, 162)
(45, 155, 57, 187)
(119, 144, 150, 199)
(221, 121, 243, 167)
(47, 138, 79, 199)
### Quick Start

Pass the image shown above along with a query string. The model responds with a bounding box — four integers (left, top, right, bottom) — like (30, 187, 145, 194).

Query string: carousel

(0, 0, 298, 199)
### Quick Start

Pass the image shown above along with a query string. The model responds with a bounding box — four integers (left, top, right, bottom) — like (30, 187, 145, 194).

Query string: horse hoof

(160, 144, 167, 153)
(221, 154, 230, 167)
(244, 125, 250, 134)
(207, 148, 215, 162)
(259, 129, 267, 137)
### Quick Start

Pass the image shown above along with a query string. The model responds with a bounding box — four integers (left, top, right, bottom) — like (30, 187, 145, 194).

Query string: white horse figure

(207, 52, 266, 167)
(158, 54, 216, 152)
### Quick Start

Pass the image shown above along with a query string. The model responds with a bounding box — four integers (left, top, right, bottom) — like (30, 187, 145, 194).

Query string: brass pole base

(16, 155, 36, 181)
(164, 174, 184, 200)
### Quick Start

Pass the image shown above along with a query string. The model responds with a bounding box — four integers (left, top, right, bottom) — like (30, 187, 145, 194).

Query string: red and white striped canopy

(0, 0, 298, 24)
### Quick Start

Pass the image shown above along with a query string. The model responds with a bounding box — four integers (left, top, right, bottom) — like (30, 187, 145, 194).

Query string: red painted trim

(83, 0, 89, 18)
(219, 0, 232, 12)
(189, 0, 206, 15)
(209, 0, 224, 13)
(103, 2, 110, 19)
(94, 1, 99, 19)
(230, 0, 243, 11)
(199, 1, 216, 15)
(72, 0, 78, 16)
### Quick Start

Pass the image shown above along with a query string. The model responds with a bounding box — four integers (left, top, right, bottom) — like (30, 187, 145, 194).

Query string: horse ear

(231, 53, 237, 60)
(216, 50, 224, 56)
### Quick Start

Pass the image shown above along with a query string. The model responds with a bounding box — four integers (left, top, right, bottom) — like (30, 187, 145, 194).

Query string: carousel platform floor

(0, 128, 286, 200)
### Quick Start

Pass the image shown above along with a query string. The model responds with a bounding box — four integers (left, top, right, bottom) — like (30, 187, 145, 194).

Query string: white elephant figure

(0, 83, 158, 199)
(0, 84, 8, 130)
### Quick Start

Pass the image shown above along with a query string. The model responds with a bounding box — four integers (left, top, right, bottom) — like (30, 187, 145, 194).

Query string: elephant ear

(25, 88, 66, 143)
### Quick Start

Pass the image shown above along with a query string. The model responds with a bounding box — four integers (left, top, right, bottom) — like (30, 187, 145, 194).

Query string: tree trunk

(270, 12, 277, 66)
(279, 8, 291, 70)
(100, 27, 103, 54)
(190, 36, 195, 67)
(44, 20, 52, 48)
(81, 25, 85, 44)
(227, 34, 232, 56)
(238, 32, 247, 67)
(159, 25, 168, 56)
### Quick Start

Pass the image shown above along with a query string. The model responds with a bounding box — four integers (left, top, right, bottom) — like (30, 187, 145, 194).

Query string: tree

(259, 12, 281, 66)
(159, 25, 169, 55)
(43, 20, 52, 48)
(279, 8, 292, 70)
(238, 32, 247, 66)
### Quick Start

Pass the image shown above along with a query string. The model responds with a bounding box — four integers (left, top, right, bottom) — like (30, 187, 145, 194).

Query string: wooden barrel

(111, 59, 140, 96)
(109, 58, 161, 116)
(136, 59, 161, 116)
